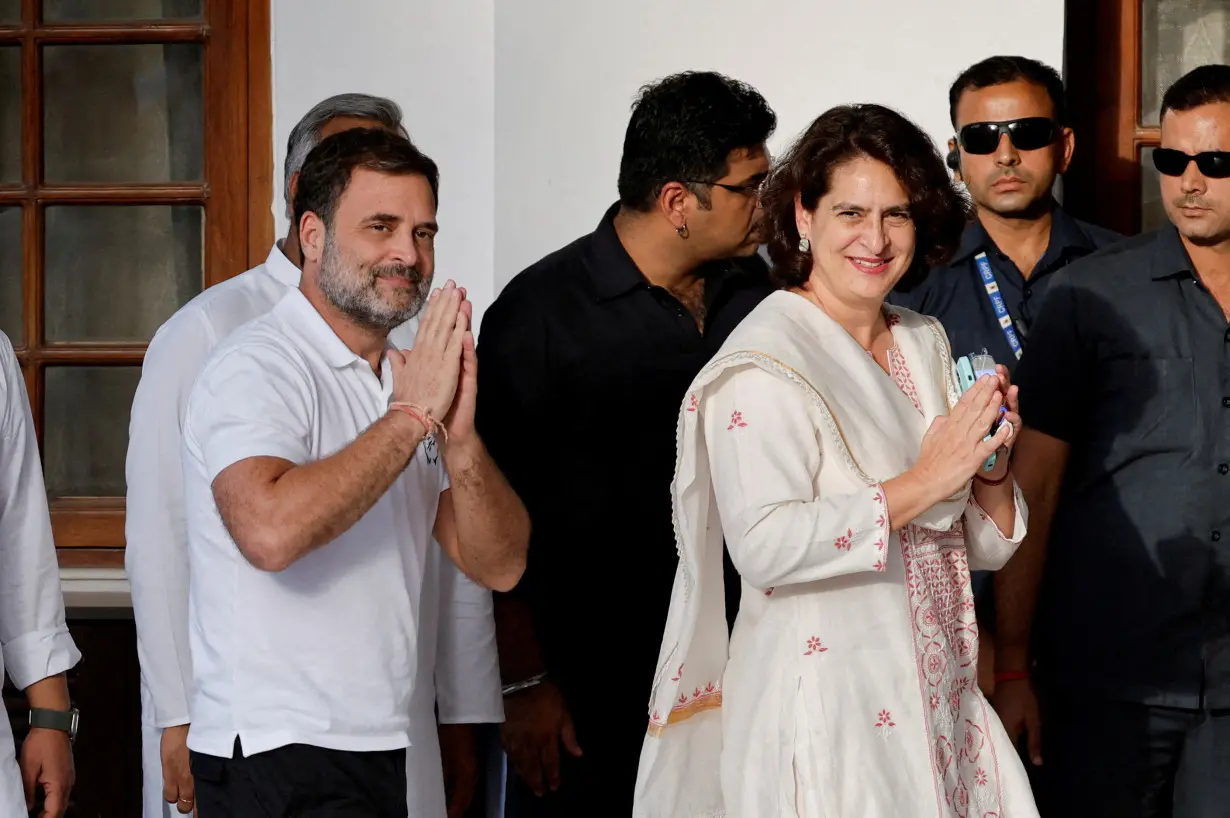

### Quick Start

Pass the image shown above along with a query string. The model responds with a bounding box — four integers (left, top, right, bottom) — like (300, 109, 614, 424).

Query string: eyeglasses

(1151, 148, 1230, 179)
(956, 117, 1059, 155)
(682, 179, 763, 197)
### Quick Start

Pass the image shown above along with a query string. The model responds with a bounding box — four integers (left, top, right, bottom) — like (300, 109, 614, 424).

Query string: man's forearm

(994, 438, 1066, 671)
(443, 439, 529, 590)
(25, 673, 70, 711)
(221, 411, 425, 571)
(494, 594, 546, 684)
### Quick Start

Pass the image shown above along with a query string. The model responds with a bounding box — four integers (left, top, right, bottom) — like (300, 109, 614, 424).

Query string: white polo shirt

(182, 287, 447, 758)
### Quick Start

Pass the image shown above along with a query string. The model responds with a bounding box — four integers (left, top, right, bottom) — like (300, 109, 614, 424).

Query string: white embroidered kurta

(634, 291, 1038, 818)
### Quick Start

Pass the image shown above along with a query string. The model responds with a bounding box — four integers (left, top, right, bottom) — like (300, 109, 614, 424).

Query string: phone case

(956, 354, 998, 472)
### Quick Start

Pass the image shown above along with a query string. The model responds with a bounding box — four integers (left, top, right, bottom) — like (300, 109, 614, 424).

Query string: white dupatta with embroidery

(633, 291, 1037, 818)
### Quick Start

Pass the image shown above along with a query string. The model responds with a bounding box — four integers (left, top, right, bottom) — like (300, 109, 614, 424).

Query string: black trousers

(189, 738, 408, 818)
(1041, 693, 1230, 818)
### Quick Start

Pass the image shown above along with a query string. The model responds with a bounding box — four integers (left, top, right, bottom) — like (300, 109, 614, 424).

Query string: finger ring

(1002, 419, 1015, 439)
(178, 798, 194, 804)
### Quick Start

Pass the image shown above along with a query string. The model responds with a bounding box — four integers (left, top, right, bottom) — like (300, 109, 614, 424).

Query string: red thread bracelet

(388, 401, 448, 442)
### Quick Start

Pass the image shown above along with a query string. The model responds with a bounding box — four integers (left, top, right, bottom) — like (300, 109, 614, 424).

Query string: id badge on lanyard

(974, 252, 1023, 360)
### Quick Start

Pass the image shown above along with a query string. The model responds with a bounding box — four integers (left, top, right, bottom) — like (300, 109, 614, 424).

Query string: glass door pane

(43, 0, 202, 22)
(43, 43, 204, 183)
(44, 205, 203, 342)
(1141, 0, 1230, 125)
(0, 46, 20, 184)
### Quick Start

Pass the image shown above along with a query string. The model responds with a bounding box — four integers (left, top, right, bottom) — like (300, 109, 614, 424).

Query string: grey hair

(283, 93, 408, 218)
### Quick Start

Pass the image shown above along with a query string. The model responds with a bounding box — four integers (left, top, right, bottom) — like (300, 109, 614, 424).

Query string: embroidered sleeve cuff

(868, 483, 891, 573)
(3, 626, 82, 691)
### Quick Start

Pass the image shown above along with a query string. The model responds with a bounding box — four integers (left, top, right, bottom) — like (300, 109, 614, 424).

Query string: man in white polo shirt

(182, 127, 527, 817)
(125, 93, 502, 818)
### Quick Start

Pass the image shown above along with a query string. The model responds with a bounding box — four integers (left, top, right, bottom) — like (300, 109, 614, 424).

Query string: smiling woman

(633, 104, 1037, 818)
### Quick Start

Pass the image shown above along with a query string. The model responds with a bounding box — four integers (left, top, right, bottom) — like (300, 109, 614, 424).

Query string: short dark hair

(617, 71, 776, 212)
(1161, 64, 1230, 119)
(948, 56, 1067, 127)
(292, 128, 439, 232)
(761, 104, 969, 290)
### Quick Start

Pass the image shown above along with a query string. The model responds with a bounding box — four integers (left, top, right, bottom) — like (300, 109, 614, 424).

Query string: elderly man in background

(125, 93, 500, 818)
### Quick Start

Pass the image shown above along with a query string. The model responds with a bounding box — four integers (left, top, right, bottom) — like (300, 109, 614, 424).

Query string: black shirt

(889, 207, 1121, 372)
(1015, 225, 1230, 708)
(475, 204, 772, 743)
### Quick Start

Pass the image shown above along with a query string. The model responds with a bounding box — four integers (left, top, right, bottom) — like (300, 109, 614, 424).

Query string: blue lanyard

(974, 251, 1023, 360)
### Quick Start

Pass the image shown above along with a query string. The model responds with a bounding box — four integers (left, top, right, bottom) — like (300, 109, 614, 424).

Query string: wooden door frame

(1063, 0, 1160, 237)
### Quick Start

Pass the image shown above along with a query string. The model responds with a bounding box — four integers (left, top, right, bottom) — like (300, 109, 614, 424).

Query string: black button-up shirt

(475, 204, 772, 747)
(889, 207, 1121, 372)
(1015, 225, 1230, 707)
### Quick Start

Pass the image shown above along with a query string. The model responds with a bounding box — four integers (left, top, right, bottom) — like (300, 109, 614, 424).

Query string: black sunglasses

(956, 117, 1059, 155)
(1151, 148, 1230, 179)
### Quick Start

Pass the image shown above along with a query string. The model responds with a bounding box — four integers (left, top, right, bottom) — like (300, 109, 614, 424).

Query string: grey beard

(317, 235, 429, 332)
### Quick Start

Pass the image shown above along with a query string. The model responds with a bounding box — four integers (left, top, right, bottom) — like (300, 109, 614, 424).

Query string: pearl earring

(798, 236, 811, 253)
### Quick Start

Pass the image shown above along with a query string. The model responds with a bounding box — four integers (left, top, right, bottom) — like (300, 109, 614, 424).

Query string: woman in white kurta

(635, 105, 1040, 818)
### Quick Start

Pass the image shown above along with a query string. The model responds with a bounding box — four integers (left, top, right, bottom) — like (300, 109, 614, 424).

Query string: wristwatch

(29, 708, 79, 744)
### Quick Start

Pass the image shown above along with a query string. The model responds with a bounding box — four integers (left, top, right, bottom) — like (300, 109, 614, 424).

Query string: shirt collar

(949, 206, 1100, 268)
(584, 201, 747, 302)
(586, 203, 653, 301)
(1148, 224, 1196, 281)
(275, 287, 396, 371)
(265, 240, 302, 289)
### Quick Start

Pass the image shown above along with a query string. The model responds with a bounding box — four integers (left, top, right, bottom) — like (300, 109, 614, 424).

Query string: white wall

(272, 1, 1064, 328)
(494, 0, 1066, 291)
(270, 0, 496, 329)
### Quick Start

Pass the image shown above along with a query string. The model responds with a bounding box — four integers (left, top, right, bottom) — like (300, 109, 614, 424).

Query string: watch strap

(29, 708, 78, 741)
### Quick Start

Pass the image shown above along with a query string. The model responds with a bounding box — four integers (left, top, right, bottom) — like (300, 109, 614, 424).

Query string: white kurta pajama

(634, 291, 1039, 818)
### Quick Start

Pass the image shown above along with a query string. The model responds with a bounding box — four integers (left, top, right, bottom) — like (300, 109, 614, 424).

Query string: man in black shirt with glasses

(476, 71, 775, 817)
(889, 54, 1120, 768)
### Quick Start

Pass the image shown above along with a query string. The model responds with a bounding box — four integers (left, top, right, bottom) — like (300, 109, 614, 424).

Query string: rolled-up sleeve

(964, 481, 1029, 571)
(0, 334, 80, 690)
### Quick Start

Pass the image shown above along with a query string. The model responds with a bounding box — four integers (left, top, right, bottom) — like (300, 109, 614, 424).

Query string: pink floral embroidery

(833, 529, 853, 551)
(874, 709, 896, 738)
(974, 768, 988, 787)
(935, 736, 954, 772)
(952, 778, 970, 818)
(651, 710, 661, 722)
(963, 720, 985, 762)
(705, 682, 716, 693)
(670, 664, 683, 682)
(686, 394, 699, 412)
(886, 344, 923, 413)
(873, 559, 886, 572)
(678, 693, 689, 705)
(727, 410, 747, 430)
(804, 637, 827, 656)
(764, 587, 774, 596)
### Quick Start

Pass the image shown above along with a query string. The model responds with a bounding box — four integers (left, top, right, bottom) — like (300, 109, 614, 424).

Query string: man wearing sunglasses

(1009, 63, 1230, 815)
(889, 53, 1120, 767)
